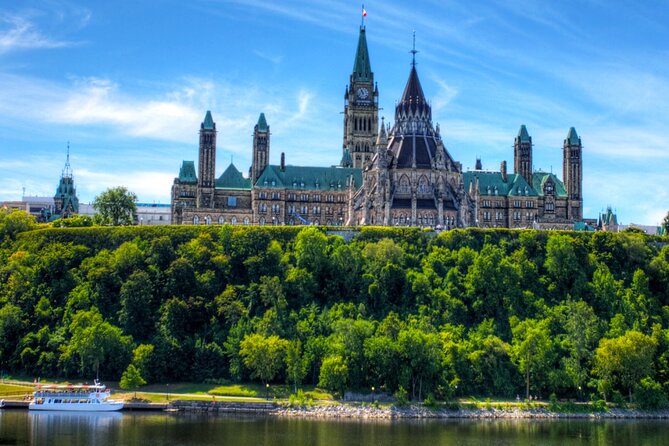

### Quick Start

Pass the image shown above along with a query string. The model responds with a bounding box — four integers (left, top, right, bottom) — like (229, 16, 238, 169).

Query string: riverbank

(167, 400, 669, 420)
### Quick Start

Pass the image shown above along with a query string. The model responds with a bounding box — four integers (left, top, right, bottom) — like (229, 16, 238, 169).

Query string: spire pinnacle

(62, 142, 73, 179)
(352, 25, 372, 81)
(410, 30, 418, 67)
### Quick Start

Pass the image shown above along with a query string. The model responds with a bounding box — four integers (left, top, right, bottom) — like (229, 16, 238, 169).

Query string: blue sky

(1, 0, 668, 225)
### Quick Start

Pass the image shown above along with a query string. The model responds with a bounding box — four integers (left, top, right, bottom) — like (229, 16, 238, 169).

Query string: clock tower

(343, 25, 378, 168)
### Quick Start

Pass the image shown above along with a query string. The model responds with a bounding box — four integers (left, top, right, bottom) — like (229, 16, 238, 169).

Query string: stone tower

(514, 124, 533, 185)
(343, 25, 378, 169)
(251, 113, 270, 185)
(53, 145, 79, 218)
(197, 110, 217, 208)
(563, 127, 583, 220)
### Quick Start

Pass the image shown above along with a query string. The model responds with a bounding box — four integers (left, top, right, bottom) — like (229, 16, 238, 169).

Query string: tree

(239, 333, 288, 386)
(662, 211, 669, 235)
(120, 364, 146, 398)
(285, 339, 308, 393)
(593, 330, 657, 402)
(318, 355, 348, 398)
(510, 317, 552, 400)
(93, 186, 137, 226)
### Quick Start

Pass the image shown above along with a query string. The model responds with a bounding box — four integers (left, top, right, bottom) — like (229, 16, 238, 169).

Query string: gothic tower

(563, 127, 583, 220)
(251, 113, 270, 184)
(53, 145, 79, 218)
(514, 125, 533, 185)
(343, 25, 378, 168)
(197, 110, 216, 208)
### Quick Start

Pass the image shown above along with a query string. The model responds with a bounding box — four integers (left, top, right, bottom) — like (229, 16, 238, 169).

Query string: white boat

(29, 380, 124, 412)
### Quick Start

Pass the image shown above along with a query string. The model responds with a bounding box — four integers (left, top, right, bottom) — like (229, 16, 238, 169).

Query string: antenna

(410, 31, 418, 67)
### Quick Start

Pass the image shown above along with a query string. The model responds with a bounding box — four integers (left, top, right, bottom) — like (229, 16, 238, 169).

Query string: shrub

(635, 377, 668, 410)
(394, 386, 409, 407)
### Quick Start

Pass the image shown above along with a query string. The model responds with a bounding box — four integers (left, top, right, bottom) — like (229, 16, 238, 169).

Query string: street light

(266, 383, 270, 400)
(166, 383, 170, 401)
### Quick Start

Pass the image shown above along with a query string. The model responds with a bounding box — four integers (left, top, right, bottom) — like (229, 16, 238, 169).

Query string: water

(1, 410, 668, 446)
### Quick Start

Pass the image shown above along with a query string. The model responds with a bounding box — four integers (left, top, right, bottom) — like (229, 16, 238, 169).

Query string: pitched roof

(178, 161, 198, 184)
(517, 125, 531, 142)
(255, 164, 362, 191)
(202, 110, 215, 130)
(352, 27, 372, 81)
(400, 65, 427, 110)
(464, 171, 538, 197)
(532, 172, 568, 197)
(566, 127, 580, 145)
(256, 113, 268, 132)
(216, 163, 251, 190)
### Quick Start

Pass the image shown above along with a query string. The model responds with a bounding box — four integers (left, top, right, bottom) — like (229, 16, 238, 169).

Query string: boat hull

(29, 402, 124, 412)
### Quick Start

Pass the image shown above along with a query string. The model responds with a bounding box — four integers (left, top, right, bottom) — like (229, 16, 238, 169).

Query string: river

(1, 410, 668, 445)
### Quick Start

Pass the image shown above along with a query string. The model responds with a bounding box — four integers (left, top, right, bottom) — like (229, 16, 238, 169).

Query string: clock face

(356, 87, 369, 100)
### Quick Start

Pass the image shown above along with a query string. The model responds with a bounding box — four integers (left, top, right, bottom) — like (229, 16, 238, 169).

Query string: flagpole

(361, 4, 365, 28)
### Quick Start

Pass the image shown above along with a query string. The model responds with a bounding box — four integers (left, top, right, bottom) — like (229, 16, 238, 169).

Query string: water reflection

(1, 411, 669, 446)
(28, 411, 123, 446)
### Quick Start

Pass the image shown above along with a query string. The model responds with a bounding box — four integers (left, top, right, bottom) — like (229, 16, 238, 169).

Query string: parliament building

(171, 26, 583, 229)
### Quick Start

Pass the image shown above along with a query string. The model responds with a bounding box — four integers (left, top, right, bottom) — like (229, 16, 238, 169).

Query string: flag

(362, 7, 367, 17)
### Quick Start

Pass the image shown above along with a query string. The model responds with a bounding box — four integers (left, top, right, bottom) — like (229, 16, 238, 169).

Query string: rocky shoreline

(274, 405, 669, 419)
(171, 400, 669, 420)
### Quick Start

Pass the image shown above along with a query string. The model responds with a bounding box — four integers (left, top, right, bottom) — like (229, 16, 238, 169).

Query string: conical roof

(352, 27, 372, 81)
(566, 127, 580, 145)
(256, 113, 268, 132)
(202, 110, 215, 130)
(517, 125, 531, 142)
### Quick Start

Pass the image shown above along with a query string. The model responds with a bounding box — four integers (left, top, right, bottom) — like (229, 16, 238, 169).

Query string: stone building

(171, 25, 583, 229)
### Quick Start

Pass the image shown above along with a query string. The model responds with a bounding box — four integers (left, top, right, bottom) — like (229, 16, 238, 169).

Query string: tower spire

(410, 30, 418, 67)
(62, 141, 72, 178)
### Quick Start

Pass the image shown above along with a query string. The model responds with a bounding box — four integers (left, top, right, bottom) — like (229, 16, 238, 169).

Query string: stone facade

(171, 25, 583, 229)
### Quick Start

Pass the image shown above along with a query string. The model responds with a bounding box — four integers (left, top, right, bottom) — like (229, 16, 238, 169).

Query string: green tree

(239, 333, 288, 386)
(120, 363, 146, 398)
(92, 186, 137, 226)
(662, 211, 669, 235)
(318, 355, 348, 398)
(285, 339, 308, 393)
(118, 270, 155, 341)
(0, 209, 36, 244)
(397, 326, 443, 401)
(510, 317, 552, 399)
(593, 330, 657, 402)
(62, 309, 132, 378)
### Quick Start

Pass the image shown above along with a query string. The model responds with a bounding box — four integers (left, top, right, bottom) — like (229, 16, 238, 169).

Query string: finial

(410, 30, 418, 67)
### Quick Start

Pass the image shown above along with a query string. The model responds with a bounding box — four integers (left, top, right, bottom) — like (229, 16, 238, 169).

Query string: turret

(563, 127, 582, 220)
(197, 110, 217, 208)
(251, 113, 270, 184)
(514, 124, 532, 186)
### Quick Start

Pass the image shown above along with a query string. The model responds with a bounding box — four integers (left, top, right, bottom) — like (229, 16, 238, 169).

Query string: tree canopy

(92, 186, 137, 226)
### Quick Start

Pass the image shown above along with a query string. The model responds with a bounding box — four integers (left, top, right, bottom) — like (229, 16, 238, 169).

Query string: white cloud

(0, 14, 73, 54)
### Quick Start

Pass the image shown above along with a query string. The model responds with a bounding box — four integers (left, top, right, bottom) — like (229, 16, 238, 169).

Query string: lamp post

(266, 383, 270, 400)
(166, 383, 169, 402)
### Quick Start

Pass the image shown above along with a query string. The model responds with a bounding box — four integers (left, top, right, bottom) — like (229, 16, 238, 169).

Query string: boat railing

(33, 391, 109, 398)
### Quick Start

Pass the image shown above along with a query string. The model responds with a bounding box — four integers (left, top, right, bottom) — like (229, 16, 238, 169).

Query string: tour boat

(29, 380, 124, 412)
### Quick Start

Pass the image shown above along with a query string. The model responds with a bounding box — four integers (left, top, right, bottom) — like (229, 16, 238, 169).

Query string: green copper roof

(341, 148, 353, 167)
(566, 127, 580, 145)
(203, 110, 215, 130)
(256, 113, 268, 132)
(216, 163, 252, 190)
(532, 172, 568, 197)
(352, 27, 372, 81)
(255, 165, 362, 191)
(178, 160, 198, 184)
(518, 125, 531, 142)
(464, 171, 537, 197)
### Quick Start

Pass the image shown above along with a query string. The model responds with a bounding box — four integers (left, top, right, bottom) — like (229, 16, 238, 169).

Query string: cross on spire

(410, 30, 418, 67)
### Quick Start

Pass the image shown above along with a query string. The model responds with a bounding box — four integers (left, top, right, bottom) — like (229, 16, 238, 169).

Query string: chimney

(475, 158, 482, 170)
(280, 152, 285, 171)
(500, 160, 507, 182)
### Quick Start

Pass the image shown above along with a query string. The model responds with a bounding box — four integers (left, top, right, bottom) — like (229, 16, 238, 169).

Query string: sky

(1, 0, 668, 225)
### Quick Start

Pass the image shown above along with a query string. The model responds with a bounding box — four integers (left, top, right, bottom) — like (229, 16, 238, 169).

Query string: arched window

(259, 217, 265, 225)
(243, 217, 250, 225)
(231, 216, 237, 225)
(218, 216, 225, 224)
(398, 175, 410, 194)
(417, 175, 430, 193)
(193, 215, 199, 225)
(205, 215, 211, 225)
